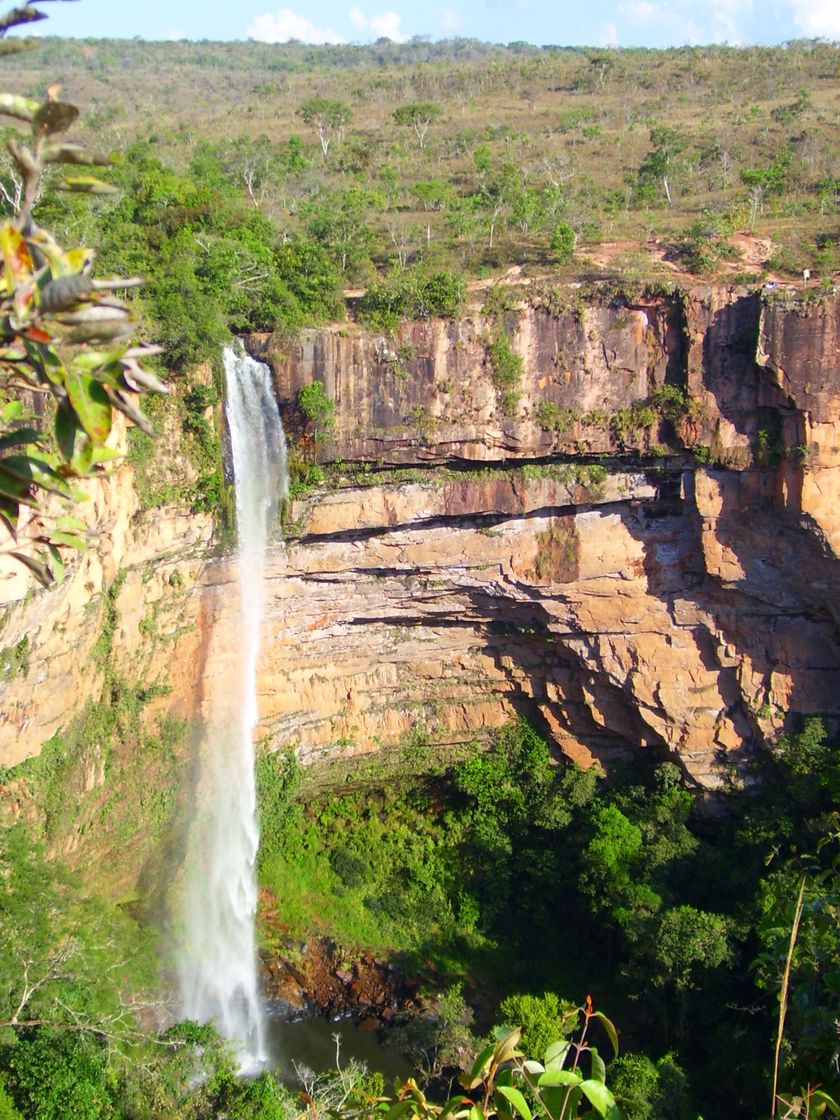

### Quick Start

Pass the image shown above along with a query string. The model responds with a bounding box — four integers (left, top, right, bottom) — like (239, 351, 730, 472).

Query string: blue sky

(24, 0, 840, 47)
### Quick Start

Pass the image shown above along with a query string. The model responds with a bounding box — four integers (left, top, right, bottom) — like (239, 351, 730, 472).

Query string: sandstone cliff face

(2, 288, 839, 858)
(245, 289, 840, 790)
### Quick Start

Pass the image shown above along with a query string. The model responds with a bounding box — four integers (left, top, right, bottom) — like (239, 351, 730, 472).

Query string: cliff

(1, 284, 839, 891)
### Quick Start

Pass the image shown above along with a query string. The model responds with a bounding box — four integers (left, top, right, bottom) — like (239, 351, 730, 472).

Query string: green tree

(393, 102, 442, 150)
(303, 185, 380, 277)
(637, 126, 688, 206)
(551, 221, 576, 264)
(296, 96, 353, 160)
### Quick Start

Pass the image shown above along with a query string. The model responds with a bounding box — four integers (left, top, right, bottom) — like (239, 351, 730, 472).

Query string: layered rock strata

(2, 288, 839, 831)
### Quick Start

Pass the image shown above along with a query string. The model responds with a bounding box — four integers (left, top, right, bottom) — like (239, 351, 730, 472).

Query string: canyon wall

(2, 284, 839, 888)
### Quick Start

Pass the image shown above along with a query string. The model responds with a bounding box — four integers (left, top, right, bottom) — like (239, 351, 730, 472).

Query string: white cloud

(791, 0, 840, 37)
(247, 9, 345, 43)
(165, 26, 185, 40)
(614, 0, 749, 42)
(619, 0, 656, 23)
(440, 8, 462, 30)
(348, 7, 408, 41)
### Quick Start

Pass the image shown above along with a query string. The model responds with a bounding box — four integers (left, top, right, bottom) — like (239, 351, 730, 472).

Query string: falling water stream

(178, 345, 287, 1072)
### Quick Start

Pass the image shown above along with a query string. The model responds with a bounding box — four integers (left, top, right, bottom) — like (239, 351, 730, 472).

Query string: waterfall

(178, 345, 287, 1072)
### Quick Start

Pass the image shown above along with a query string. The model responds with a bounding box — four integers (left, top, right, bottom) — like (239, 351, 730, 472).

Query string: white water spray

(178, 345, 287, 1071)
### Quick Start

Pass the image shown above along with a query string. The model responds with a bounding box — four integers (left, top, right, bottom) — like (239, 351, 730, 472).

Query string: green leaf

(522, 1061, 545, 1076)
(1, 399, 24, 422)
(439, 1096, 473, 1120)
(57, 175, 118, 195)
(383, 1100, 416, 1120)
(463, 1043, 496, 1090)
(0, 460, 37, 504)
(0, 493, 19, 534)
(493, 1028, 522, 1068)
(579, 1080, 619, 1118)
(45, 530, 87, 551)
(537, 1070, 582, 1088)
(55, 403, 93, 475)
(0, 91, 39, 122)
(496, 1086, 532, 1120)
(544, 1041, 571, 1070)
(589, 1048, 606, 1085)
(65, 370, 112, 446)
(46, 543, 64, 584)
(55, 515, 87, 533)
(469, 1106, 486, 1120)
(593, 1013, 619, 1059)
(0, 428, 41, 453)
(90, 446, 121, 466)
(811, 1090, 840, 1117)
(539, 1087, 567, 1120)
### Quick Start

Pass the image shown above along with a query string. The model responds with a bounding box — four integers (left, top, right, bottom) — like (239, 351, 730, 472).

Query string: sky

(22, 0, 840, 48)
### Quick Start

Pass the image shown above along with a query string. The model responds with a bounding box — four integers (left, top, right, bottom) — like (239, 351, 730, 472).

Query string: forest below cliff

(0, 19, 839, 1120)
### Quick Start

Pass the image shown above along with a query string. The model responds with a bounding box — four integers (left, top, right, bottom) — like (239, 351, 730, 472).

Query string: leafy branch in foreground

(0, 2, 164, 586)
(382, 999, 623, 1120)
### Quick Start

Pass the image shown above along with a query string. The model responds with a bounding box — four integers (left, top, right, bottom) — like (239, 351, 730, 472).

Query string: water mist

(178, 345, 287, 1071)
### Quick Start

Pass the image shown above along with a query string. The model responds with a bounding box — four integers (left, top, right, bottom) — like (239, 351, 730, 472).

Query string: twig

(771, 875, 807, 1119)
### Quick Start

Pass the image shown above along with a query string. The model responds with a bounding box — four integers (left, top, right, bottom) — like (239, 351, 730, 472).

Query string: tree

(551, 221, 576, 263)
(637, 126, 688, 206)
(0, 3, 164, 585)
(393, 102, 442, 150)
(296, 96, 352, 161)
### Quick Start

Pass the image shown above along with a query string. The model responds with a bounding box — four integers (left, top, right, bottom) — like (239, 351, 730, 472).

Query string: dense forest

(0, 21, 839, 1120)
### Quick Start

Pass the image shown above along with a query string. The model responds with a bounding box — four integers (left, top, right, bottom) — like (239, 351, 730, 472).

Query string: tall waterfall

(178, 345, 287, 1072)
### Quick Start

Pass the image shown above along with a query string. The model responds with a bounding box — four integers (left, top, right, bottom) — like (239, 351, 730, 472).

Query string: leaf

(593, 1013, 619, 1059)
(462, 1042, 496, 1091)
(539, 1087, 568, 1120)
(43, 143, 110, 167)
(589, 1048, 606, 1085)
(493, 1028, 522, 1068)
(522, 1061, 545, 1076)
(0, 223, 34, 288)
(469, 1106, 485, 1120)
(1, 399, 25, 423)
(537, 1070, 582, 1088)
(496, 1086, 532, 1120)
(0, 494, 19, 534)
(39, 272, 92, 312)
(579, 1080, 619, 1118)
(55, 403, 93, 475)
(810, 1090, 840, 1117)
(55, 515, 87, 533)
(9, 549, 52, 588)
(33, 99, 80, 136)
(46, 543, 64, 584)
(439, 1096, 473, 1120)
(56, 175, 118, 195)
(90, 446, 121, 466)
(0, 428, 41, 453)
(46, 530, 87, 551)
(65, 369, 112, 446)
(544, 1041, 571, 1070)
(383, 1100, 416, 1120)
(0, 91, 39, 122)
(0, 460, 36, 503)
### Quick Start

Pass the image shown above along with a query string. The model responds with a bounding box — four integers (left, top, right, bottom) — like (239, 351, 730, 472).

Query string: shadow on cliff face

(616, 465, 840, 792)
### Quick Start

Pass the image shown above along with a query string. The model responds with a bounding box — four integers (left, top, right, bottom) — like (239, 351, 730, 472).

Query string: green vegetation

(358, 268, 464, 332)
(254, 715, 840, 1117)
